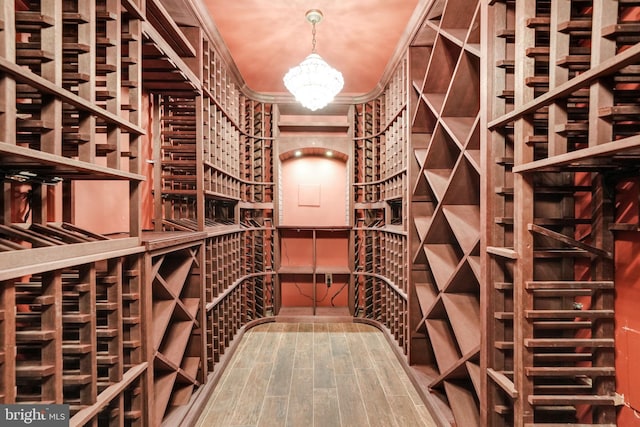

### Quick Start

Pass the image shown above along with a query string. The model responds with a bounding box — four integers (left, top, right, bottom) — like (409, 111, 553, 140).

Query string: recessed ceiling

(200, 0, 421, 97)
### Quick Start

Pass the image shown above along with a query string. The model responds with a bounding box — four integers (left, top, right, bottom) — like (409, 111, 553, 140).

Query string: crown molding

(183, 0, 433, 105)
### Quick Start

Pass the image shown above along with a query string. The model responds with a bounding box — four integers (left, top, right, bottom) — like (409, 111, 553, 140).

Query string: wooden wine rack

(1, 236, 146, 424)
(483, 0, 639, 425)
(405, 0, 482, 425)
(5, 0, 636, 425)
(241, 99, 274, 205)
(353, 59, 410, 355)
(1, 0, 147, 423)
(142, 233, 206, 425)
(145, 10, 277, 424)
(204, 227, 275, 366)
(2, 0, 275, 425)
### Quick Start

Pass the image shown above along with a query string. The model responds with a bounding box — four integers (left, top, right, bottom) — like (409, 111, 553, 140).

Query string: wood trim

(0, 238, 143, 281)
(141, 21, 201, 92)
(70, 362, 148, 426)
(0, 141, 146, 181)
(206, 271, 277, 312)
(488, 42, 640, 130)
(512, 134, 640, 173)
(528, 223, 613, 259)
(0, 57, 145, 135)
(145, 0, 196, 58)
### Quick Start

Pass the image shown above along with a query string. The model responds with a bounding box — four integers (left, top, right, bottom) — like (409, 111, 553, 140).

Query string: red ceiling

(201, 0, 420, 96)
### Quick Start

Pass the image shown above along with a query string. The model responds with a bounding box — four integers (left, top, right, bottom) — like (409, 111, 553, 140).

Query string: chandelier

(283, 9, 344, 111)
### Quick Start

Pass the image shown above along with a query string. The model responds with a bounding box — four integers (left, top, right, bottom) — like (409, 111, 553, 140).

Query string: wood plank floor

(196, 322, 438, 427)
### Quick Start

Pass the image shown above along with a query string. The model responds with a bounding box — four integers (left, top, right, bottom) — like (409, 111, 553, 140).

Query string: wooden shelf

(154, 371, 178, 421)
(415, 282, 438, 320)
(408, 2, 482, 423)
(445, 259, 481, 293)
(0, 142, 145, 181)
(278, 266, 314, 275)
(442, 205, 480, 253)
(441, 293, 480, 355)
(277, 227, 350, 313)
(444, 380, 480, 427)
(315, 266, 351, 275)
(152, 299, 177, 349)
(425, 318, 460, 373)
(145, 234, 205, 422)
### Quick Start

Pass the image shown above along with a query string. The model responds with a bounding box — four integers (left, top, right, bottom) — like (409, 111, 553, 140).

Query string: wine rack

(241, 99, 274, 205)
(145, 235, 205, 424)
(8, 0, 637, 425)
(483, 1, 517, 425)
(205, 227, 275, 369)
(242, 219, 275, 315)
(483, 0, 640, 424)
(406, 0, 482, 425)
(147, 19, 277, 422)
(1, 0, 145, 423)
(205, 231, 242, 301)
(151, 26, 247, 233)
(2, 0, 277, 425)
(1, 239, 145, 424)
(353, 59, 409, 355)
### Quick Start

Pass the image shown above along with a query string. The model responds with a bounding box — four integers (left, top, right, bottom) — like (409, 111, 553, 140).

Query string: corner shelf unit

(483, 0, 633, 425)
(353, 58, 410, 354)
(407, 0, 482, 425)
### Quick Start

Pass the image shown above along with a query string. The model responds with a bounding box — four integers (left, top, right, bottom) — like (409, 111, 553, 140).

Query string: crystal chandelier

(283, 9, 344, 111)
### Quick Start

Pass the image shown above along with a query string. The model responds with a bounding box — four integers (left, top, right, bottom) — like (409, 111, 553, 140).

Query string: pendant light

(283, 9, 344, 111)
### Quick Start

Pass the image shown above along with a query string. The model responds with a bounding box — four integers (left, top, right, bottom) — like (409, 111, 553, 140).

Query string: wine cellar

(1, 0, 639, 425)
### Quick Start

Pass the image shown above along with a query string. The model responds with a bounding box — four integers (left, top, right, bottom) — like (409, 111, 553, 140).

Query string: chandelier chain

(311, 22, 317, 53)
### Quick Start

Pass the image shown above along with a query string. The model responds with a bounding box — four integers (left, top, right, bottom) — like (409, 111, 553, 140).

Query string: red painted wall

(615, 179, 640, 426)
(280, 156, 348, 226)
(74, 93, 154, 235)
(279, 156, 349, 307)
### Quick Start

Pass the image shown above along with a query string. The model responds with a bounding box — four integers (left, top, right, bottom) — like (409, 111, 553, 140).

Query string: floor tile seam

(234, 328, 270, 369)
(368, 340, 407, 405)
(280, 324, 298, 424)
(259, 329, 281, 416)
(328, 324, 363, 427)
(353, 366, 395, 427)
(228, 333, 278, 427)
(334, 371, 372, 427)
(202, 363, 255, 426)
(313, 323, 342, 426)
(372, 360, 413, 398)
(371, 334, 422, 402)
(355, 335, 403, 427)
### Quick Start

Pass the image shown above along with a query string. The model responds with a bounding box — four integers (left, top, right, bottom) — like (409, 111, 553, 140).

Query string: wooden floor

(195, 322, 438, 427)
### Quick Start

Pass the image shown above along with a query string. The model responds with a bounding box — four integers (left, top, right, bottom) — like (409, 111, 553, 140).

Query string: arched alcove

(279, 148, 349, 227)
